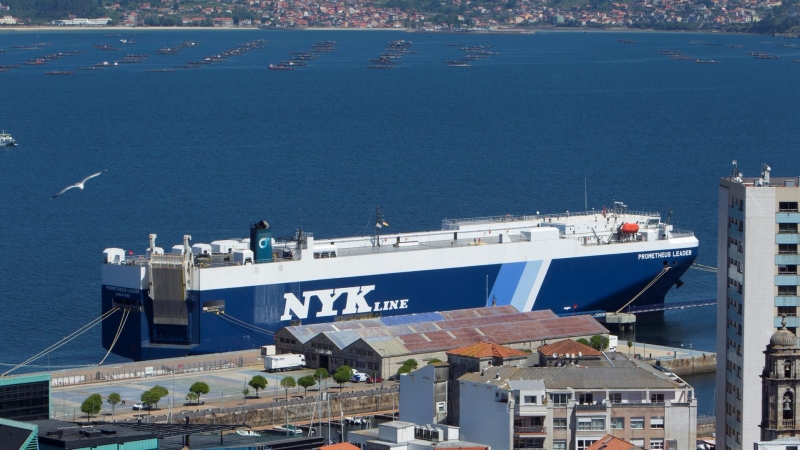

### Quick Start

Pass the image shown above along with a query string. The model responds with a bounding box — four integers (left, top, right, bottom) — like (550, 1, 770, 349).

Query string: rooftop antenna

(731, 160, 743, 183)
(762, 163, 771, 186)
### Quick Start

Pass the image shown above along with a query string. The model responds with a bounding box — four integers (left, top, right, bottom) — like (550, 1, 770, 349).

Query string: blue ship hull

(102, 249, 696, 361)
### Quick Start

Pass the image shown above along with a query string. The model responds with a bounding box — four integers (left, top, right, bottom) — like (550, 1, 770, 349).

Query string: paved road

(52, 365, 396, 422)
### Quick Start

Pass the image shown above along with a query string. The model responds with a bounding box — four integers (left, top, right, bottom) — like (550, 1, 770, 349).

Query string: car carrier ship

(101, 202, 698, 361)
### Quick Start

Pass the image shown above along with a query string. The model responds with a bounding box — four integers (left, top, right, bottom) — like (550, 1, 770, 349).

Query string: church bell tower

(762, 317, 800, 440)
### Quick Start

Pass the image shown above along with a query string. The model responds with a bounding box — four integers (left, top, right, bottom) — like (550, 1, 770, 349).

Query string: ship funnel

(250, 221, 273, 263)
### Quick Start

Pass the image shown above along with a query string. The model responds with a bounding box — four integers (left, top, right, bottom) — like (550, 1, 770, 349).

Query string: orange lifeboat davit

(620, 222, 639, 234)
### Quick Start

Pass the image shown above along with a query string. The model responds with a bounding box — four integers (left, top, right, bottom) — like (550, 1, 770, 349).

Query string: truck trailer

(264, 354, 306, 372)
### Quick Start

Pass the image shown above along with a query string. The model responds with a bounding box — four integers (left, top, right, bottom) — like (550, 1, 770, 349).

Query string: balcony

(611, 402, 665, 408)
(784, 420, 796, 429)
(776, 275, 800, 286)
(777, 213, 800, 224)
(777, 235, 800, 244)
(777, 255, 800, 265)
(514, 426, 547, 435)
(576, 404, 607, 411)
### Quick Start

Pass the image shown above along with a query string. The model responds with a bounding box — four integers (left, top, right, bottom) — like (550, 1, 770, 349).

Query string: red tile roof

(318, 443, 360, 450)
(447, 342, 529, 359)
(540, 339, 601, 357)
(586, 435, 640, 450)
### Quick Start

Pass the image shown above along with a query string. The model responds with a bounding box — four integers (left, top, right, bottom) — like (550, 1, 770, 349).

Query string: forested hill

(4, 0, 103, 20)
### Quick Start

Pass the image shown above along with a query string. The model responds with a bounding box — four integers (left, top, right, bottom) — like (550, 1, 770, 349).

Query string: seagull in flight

(52, 170, 106, 199)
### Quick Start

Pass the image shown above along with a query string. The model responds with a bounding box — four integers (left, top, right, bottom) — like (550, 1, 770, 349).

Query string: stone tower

(761, 318, 800, 440)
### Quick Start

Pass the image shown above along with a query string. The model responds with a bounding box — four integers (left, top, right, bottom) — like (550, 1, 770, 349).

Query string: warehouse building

(274, 306, 609, 378)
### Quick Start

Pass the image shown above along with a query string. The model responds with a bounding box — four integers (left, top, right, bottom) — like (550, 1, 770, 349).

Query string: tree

(589, 335, 609, 351)
(81, 394, 102, 421)
(298, 375, 316, 397)
(280, 376, 296, 399)
(248, 375, 267, 398)
(186, 392, 199, 404)
(627, 340, 633, 356)
(189, 381, 210, 404)
(577, 338, 591, 347)
(402, 359, 419, 370)
(427, 358, 442, 365)
(333, 366, 353, 389)
(107, 393, 121, 420)
(140, 390, 160, 414)
(242, 387, 250, 399)
(314, 368, 329, 385)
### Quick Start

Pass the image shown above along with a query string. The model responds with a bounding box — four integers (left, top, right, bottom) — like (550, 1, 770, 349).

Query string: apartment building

(716, 163, 800, 450)
(399, 340, 695, 450)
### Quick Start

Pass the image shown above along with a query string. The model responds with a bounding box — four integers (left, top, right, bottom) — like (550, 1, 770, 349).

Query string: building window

(650, 394, 665, 403)
(779, 286, 798, 296)
(650, 417, 664, 429)
(579, 393, 594, 404)
(630, 418, 644, 429)
(609, 393, 622, 404)
(578, 417, 606, 431)
(577, 439, 599, 450)
(553, 441, 566, 450)
(780, 223, 799, 234)
(779, 244, 798, 255)
(611, 417, 624, 429)
(550, 393, 571, 406)
(553, 418, 567, 429)
(779, 265, 798, 275)
(779, 202, 799, 212)
(524, 395, 538, 404)
(779, 307, 798, 317)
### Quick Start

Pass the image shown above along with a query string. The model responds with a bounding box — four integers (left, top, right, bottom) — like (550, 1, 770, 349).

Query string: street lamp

(378, 349, 385, 388)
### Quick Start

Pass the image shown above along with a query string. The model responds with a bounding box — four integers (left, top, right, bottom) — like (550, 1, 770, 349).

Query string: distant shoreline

(0, 25, 761, 36)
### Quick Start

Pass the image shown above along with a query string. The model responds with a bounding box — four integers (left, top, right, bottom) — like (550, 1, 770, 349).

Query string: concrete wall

(655, 354, 716, 375)
(458, 381, 512, 450)
(399, 365, 437, 425)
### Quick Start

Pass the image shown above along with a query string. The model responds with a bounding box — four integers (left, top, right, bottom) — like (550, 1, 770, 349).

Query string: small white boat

(235, 429, 261, 437)
(273, 424, 302, 435)
(0, 131, 17, 147)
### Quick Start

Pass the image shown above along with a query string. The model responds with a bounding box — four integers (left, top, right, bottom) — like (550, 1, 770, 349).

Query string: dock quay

(19, 348, 399, 427)
(623, 341, 716, 376)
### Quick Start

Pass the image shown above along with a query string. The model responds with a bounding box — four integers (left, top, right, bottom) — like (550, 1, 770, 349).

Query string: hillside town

(0, 0, 797, 33)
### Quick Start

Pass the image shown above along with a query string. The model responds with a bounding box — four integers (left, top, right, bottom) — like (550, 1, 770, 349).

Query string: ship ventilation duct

(250, 220, 273, 263)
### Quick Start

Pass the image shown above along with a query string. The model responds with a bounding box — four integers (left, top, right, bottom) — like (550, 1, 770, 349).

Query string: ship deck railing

(119, 227, 694, 269)
(441, 209, 661, 227)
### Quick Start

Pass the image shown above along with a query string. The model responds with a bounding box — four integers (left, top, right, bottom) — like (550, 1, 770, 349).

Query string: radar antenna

(667, 206, 673, 225)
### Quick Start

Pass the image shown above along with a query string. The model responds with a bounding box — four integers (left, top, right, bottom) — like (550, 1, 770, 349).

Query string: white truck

(608, 335, 618, 352)
(264, 353, 306, 372)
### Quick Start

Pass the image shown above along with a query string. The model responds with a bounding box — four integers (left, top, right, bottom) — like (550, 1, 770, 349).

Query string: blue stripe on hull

(102, 248, 697, 361)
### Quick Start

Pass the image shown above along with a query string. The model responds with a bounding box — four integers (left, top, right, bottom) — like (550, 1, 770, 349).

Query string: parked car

(132, 402, 148, 410)
(367, 376, 383, 384)
(350, 373, 368, 383)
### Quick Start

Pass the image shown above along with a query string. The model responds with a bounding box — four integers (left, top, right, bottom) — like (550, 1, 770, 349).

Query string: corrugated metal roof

(281, 306, 608, 357)
(381, 312, 444, 326)
(323, 330, 362, 349)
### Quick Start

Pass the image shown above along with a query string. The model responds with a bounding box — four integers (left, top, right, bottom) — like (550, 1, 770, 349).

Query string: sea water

(2, 29, 799, 416)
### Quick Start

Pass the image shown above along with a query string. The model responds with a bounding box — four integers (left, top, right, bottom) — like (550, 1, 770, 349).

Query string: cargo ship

(101, 202, 698, 361)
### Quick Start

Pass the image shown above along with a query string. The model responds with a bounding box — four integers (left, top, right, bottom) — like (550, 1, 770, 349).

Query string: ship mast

(375, 206, 388, 247)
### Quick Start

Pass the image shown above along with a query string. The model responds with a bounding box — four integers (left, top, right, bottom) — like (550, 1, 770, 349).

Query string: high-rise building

(716, 162, 800, 450)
